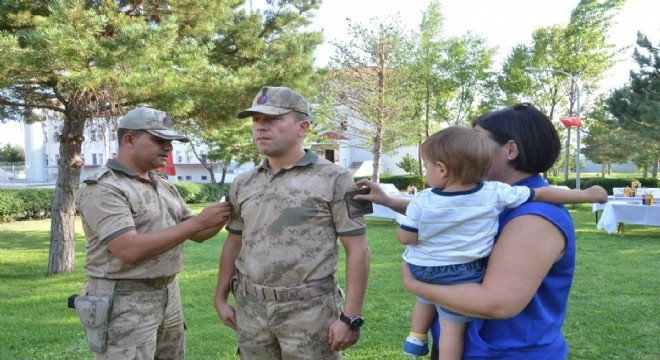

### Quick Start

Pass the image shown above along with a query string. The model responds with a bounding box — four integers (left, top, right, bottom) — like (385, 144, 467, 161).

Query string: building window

(177, 176, 183, 180)
(90, 130, 97, 142)
(111, 153, 116, 159)
(45, 157, 49, 166)
(99, 153, 104, 165)
(185, 176, 192, 180)
(81, 154, 85, 165)
(92, 154, 98, 165)
(200, 151, 208, 162)
(176, 152, 183, 163)
(53, 132, 60, 143)
(201, 176, 208, 181)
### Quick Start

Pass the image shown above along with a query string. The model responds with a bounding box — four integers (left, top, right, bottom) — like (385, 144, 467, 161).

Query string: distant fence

(0, 162, 25, 182)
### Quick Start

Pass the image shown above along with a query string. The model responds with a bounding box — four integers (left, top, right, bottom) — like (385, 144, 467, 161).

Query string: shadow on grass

(0, 230, 52, 250)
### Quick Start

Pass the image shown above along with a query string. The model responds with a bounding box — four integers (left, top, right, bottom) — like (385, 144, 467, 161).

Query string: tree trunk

(653, 157, 658, 179)
(220, 163, 228, 188)
(563, 127, 571, 181)
(372, 126, 383, 184)
(48, 110, 85, 275)
(417, 140, 423, 177)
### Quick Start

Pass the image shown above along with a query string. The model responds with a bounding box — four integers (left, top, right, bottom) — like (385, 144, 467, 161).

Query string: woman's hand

(400, 261, 417, 292)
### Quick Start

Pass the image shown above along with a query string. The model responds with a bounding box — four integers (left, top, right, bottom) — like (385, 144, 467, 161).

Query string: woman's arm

(401, 215, 565, 319)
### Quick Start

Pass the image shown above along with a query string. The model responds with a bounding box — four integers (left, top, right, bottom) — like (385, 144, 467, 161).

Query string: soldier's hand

(215, 298, 237, 330)
(328, 318, 359, 352)
(196, 201, 231, 228)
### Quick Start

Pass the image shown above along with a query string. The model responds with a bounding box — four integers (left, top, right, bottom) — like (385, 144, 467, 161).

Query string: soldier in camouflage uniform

(75, 107, 231, 359)
(214, 87, 371, 359)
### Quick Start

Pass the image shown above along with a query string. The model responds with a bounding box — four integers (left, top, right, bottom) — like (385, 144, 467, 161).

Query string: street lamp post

(524, 67, 581, 189)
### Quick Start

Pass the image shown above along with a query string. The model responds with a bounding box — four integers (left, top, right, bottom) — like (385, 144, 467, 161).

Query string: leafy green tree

(0, 0, 320, 274)
(407, 0, 495, 176)
(325, 16, 414, 183)
(0, 143, 25, 163)
(581, 96, 635, 176)
(607, 32, 659, 178)
(500, 0, 624, 181)
(396, 154, 419, 175)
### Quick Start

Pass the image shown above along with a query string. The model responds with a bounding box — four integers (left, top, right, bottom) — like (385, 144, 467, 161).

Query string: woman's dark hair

(472, 103, 560, 174)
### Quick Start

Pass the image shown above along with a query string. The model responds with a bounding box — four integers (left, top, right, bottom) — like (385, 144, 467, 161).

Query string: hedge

(0, 189, 54, 222)
(1, 176, 657, 222)
(172, 182, 229, 204)
(547, 176, 659, 192)
(0, 183, 229, 223)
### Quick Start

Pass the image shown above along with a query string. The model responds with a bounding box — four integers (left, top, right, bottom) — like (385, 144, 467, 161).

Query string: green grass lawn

(0, 205, 658, 359)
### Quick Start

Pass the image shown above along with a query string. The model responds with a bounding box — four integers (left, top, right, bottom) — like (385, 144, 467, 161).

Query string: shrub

(545, 176, 659, 193)
(173, 182, 204, 203)
(173, 182, 230, 203)
(0, 189, 54, 222)
(356, 175, 426, 192)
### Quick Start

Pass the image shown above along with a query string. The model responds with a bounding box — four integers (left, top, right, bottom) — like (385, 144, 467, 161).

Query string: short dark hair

(472, 103, 560, 174)
(116, 128, 147, 148)
(421, 126, 494, 184)
(292, 111, 309, 122)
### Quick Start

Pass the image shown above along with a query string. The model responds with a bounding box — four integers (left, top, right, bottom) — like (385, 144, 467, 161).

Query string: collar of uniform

(106, 159, 159, 185)
(257, 149, 318, 172)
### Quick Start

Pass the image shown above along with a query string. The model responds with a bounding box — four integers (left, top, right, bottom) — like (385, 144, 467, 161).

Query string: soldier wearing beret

(214, 87, 371, 359)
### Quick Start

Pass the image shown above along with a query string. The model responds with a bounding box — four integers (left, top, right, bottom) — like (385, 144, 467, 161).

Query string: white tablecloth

(368, 194, 411, 223)
(592, 197, 643, 212)
(596, 202, 660, 234)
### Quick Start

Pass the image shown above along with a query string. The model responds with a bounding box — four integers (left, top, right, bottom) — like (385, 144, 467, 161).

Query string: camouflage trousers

(234, 280, 342, 359)
(82, 277, 186, 360)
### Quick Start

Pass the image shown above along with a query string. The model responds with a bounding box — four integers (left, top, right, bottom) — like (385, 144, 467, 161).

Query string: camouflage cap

(237, 86, 309, 118)
(118, 107, 189, 142)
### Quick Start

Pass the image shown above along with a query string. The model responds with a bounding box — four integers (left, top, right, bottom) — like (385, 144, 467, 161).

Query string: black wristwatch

(339, 312, 365, 331)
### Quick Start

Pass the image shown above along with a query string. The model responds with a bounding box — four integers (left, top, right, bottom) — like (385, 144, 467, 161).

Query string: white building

(13, 109, 413, 185)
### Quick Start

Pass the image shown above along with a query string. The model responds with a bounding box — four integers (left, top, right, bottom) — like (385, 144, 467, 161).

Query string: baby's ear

(435, 161, 448, 175)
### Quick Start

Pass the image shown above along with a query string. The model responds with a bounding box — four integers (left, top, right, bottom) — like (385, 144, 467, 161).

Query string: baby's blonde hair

(421, 126, 495, 184)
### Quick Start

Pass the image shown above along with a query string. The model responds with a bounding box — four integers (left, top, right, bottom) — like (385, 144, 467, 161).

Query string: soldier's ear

(122, 132, 139, 149)
(297, 119, 310, 137)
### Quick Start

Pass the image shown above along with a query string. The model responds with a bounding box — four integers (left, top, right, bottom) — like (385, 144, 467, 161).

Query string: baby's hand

(587, 185, 608, 204)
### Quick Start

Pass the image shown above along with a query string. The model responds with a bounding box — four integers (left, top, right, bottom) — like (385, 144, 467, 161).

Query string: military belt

(240, 274, 335, 302)
(89, 275, 176, 290)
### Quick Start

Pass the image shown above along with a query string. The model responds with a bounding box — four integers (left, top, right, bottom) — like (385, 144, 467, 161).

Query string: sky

(1, 0, 658, 147)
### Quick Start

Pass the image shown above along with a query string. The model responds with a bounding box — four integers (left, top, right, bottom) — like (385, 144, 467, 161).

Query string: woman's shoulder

(502, 201, 574, 239)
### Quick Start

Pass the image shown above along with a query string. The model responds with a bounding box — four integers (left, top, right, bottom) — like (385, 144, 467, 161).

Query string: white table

(596, 202, 660, 234)
(368, 194, 411, 223)
(592, 197, 643, 212)
(591, 197, 641, 223)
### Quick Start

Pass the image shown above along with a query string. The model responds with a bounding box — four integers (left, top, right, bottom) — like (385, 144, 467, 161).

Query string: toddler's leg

(403, 301, 435, 357)
(437, 318, 467, 360)
(411, 301, 436, 334)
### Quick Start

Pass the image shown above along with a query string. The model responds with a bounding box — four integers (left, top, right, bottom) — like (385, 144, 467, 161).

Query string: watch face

(349, 317, 364, 330)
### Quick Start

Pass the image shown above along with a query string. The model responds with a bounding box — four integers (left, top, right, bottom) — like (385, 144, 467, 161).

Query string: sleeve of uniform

(331, 170, 366, 236)
(225, 180, 243, 235)
(77, 183, 136, 244)
(399, 193, 421, 232)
